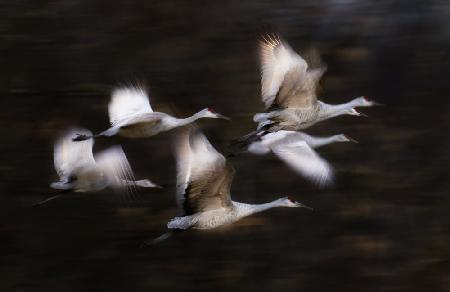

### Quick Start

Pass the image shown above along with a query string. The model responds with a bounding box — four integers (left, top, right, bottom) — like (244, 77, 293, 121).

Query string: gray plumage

(33, 128, 160, 206)
(168, 127, 312, 231)
(247, 131, 356, 187)
(254, 34, 379, 133)
(73, 86, 229, 141)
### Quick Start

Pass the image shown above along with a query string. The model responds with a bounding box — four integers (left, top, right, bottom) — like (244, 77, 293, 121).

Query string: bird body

(245, 130, 354, 187)
(255, 98, 375, 132)
(167, 195, 308, 231)
(168, 199, 307, 230)
(159, 127, 311, 233)
(111, 110, 223, 138)
(248, 130, 353, 152)
(250, 34, 379, 134)
(34, 128, 159, 206)
(50, 167, 108, 192)
(74, 86, 228, 141)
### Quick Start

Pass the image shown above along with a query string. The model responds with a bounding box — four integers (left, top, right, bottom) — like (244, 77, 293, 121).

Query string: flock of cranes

(34, 33, 380, 245)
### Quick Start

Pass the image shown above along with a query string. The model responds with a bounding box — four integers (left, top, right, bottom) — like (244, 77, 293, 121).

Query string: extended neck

(121, 179, 157, 188)
(320, 100, 356, 118)
(308, 135, 341, 149)
(171, 111, 205, 128)
(234, 200, 283, 218)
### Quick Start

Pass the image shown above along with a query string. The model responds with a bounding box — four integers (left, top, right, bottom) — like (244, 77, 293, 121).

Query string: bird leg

(140, 231, 173, 247)
(140, 228, 188, 247)
(31, 190, 71, 207)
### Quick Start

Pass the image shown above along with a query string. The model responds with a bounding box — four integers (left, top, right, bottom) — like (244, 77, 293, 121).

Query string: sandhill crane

(142, 127, 312, 245)
(73, 86, 229, 141)
(238, 34, 380, 143)
(33, 128, 160, 206)
(246, 131, 357, 187)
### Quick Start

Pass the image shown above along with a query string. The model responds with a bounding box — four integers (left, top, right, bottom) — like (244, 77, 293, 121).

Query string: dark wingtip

(140, 231, 173, 247)
(226, 153, 237, 158)
(72, 134, 92, 142)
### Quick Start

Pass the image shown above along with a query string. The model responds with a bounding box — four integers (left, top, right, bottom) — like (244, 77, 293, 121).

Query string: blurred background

(1, 0, 449, 291)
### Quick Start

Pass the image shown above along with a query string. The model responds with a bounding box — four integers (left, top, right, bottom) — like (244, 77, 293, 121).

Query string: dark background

(1, 1, 449, 291)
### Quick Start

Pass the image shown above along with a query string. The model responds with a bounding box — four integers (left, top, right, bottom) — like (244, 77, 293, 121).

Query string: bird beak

(345, 136, 359, 143)
(370, 100, 384, 106)
(363, 96, 384, 106)
(216, 113, 231, 120)
(357, 110, 368, 117)
(295, 202, 314, 211)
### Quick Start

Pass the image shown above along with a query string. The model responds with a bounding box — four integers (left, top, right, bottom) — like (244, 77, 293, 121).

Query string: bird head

(354, 96, 383, 107)
(335, 134, 358, 143)
(200, 108, 230, 120)
(279, 196, 313, 210)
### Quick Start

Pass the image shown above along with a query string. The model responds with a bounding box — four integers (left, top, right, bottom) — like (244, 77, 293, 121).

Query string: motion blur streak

(0, 1, 449, 292)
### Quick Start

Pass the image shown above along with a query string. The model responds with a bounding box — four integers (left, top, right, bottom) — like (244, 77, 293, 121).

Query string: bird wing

(259, 130, 292, 145)
(260, 34, 326, 110)
(271, 140, 333, 187)
(260, 34, 308, 110)
(54, 128, 96, 180)
(115, 112, 165, 127)
(94, 145, 137, 196)
(108, 86, 153, 126)
(274, 66, 326, 109)
(174, 127, 233, 215)
(262, 130, 313, 147)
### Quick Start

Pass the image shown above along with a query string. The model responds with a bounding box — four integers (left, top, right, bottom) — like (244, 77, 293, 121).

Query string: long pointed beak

(216, 113, 231, 120)
(357, 111, 368, 117)
(371, 100, 384, 106)
(295, 202, 314, 211)
(345, 136, 359, 143)
(363, 96, 384, 106)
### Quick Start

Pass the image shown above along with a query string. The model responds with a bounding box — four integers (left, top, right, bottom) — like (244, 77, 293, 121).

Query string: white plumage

(73, 85, 229, 141)
(34, 128, 160, 206)
(260, 34, 308, 110)
(108, 86, 153, 126)
(174, 127, 233, 215)
(54, 128, 96, 182)
(247, 131, 355, 187)
(272, 141, 332, 187)
(142, 127, 313, 245)
(248, 131, 328, 186)
(251, 34, 381, 134)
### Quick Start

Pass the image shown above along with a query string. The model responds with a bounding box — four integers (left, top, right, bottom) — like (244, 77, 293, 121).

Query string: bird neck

(234, 200, 283, 218)
(121, 179, 140, 186)
(320, 100, 355, 118)
(134, 180, 147, 187)
(174, 111, 206, 127)
(118, 179, 147, 187)
(307, 135, 340, 149)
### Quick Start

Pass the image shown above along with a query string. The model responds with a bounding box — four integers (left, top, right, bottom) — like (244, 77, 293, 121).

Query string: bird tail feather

(228, 130, 263, 155)
(31, 192, 67, 207)
(140, 231, 173, 247)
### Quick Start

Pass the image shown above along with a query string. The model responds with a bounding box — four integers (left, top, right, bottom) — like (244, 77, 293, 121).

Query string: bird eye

(208, 108, 216, 113)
